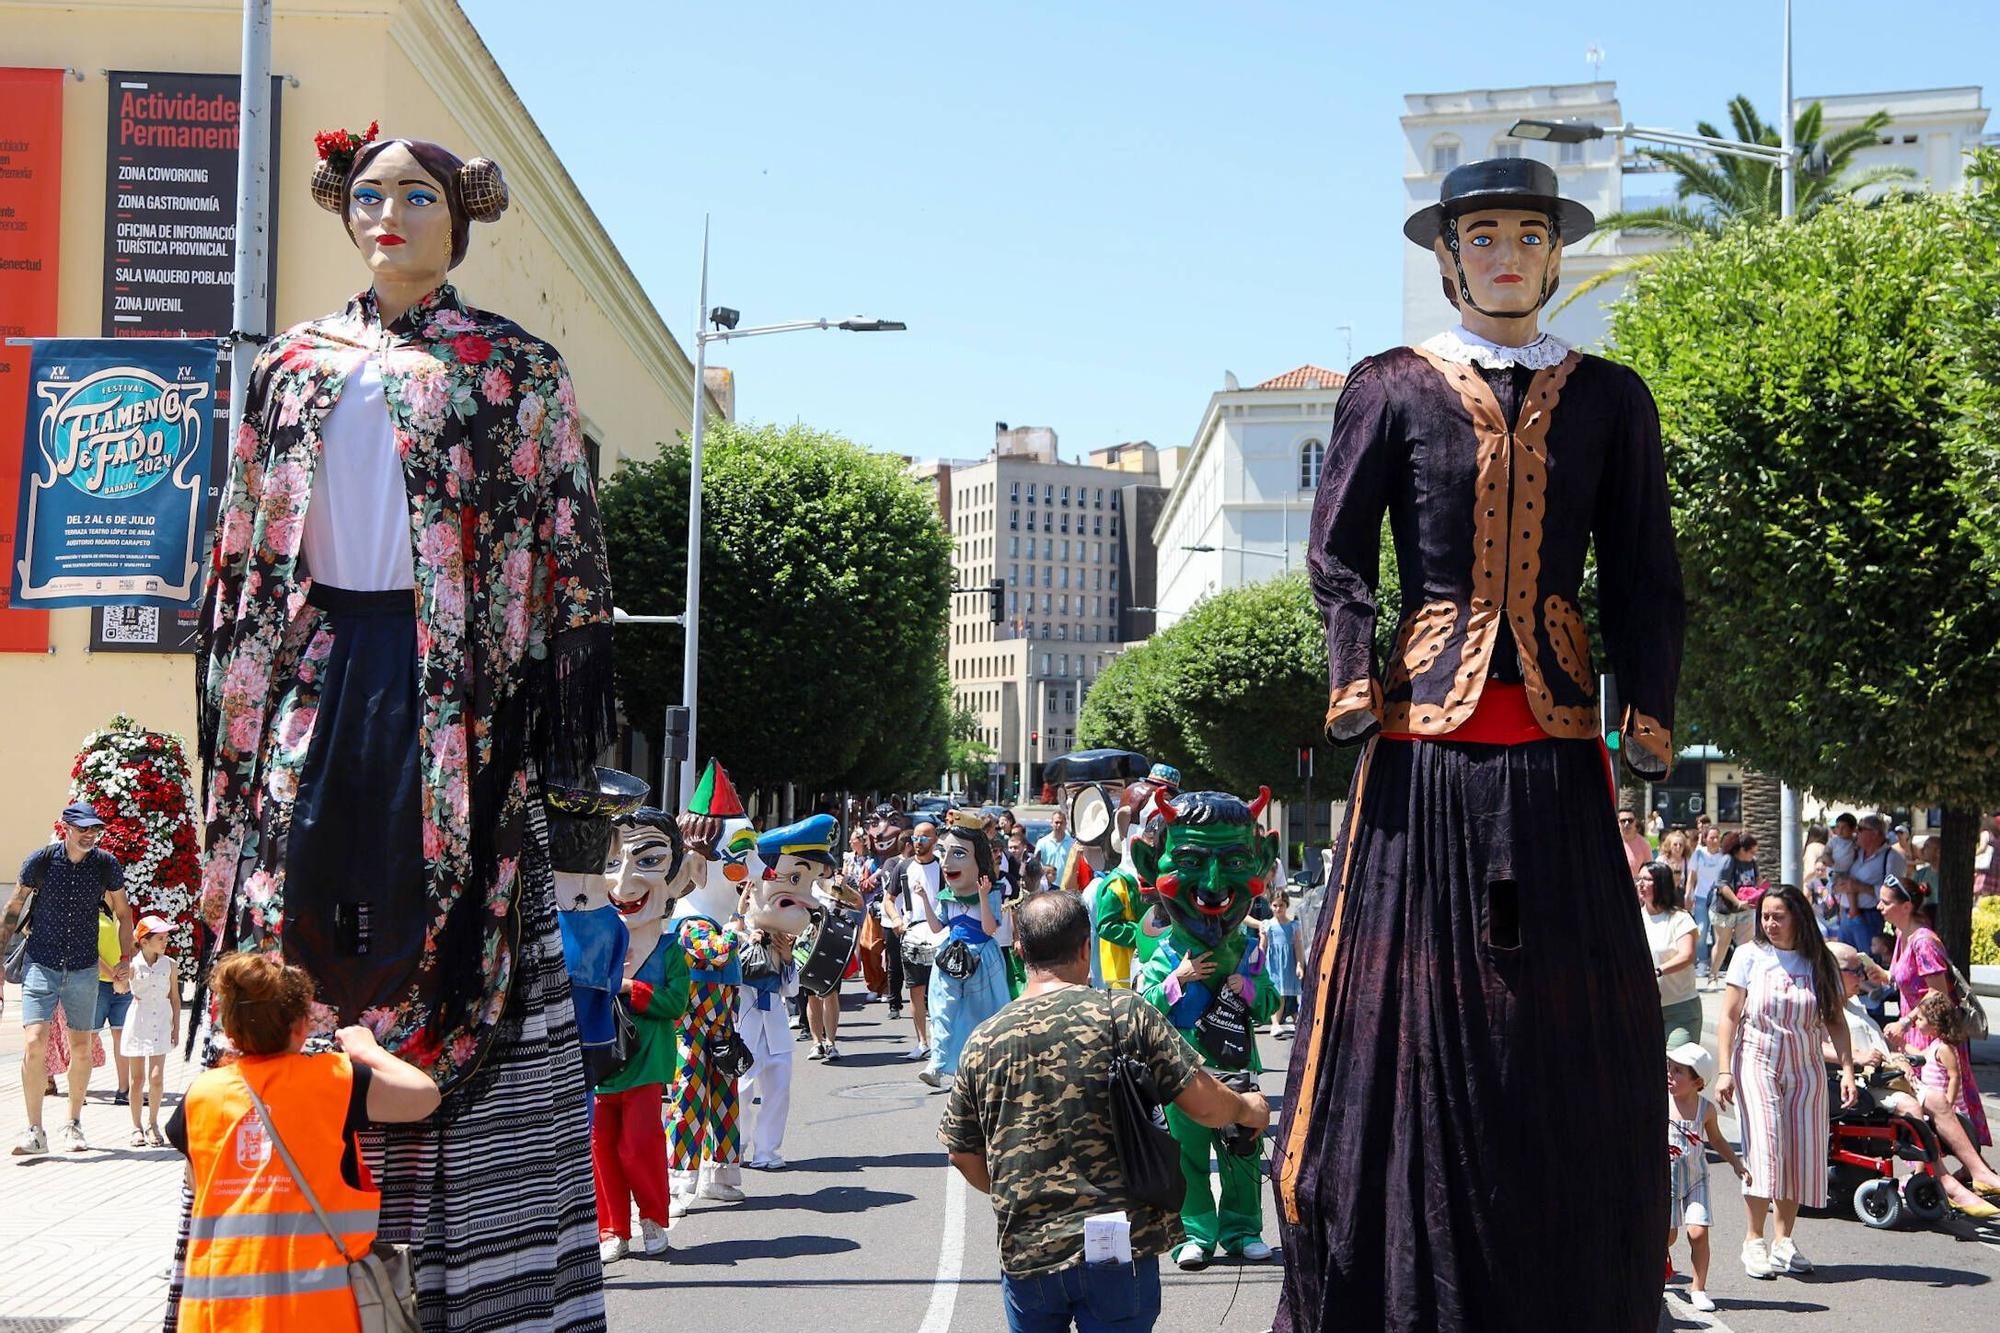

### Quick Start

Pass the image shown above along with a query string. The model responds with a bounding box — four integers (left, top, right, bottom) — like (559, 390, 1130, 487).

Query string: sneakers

(56, 1120, 88, 1153)
(1173, 1242, 1210, 1272)
(697, 1180, 745, 1203)
(823, 1044, 842, 1064)
(905, 1043, 930, 1062)
(1688, 1290, 1717, 1312)
(637, 1219, 670, 1255)
(13, 1126, 48, 1156)
(1274, 1024, 1295, 1039)
(598, 1235, 629, 1264)
(1233, 1240, 1274, 1262)
(744, 1154, 786, 1171)
(1741, 1238, 1774, 1280)
(113, 1089, 129, 1106)
(917, 1068, 942, 1088)
(888, 1005, 904, 1021)
(668, 1192, 693, 1219)
(808, 1041, 827, 1061)
(1769, 1239, 1811, 1274)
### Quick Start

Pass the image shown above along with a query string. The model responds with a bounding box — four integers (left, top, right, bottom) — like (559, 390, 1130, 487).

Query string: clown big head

(1126, 787, 1277, 950)
(674, 759, 761, 924)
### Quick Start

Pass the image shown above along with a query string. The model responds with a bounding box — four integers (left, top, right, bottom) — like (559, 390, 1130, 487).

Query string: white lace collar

(1420, 325, 1573, 371)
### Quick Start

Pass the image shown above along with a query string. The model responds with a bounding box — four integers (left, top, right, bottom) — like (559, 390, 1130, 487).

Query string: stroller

(1816, 1057, 1956, 1229)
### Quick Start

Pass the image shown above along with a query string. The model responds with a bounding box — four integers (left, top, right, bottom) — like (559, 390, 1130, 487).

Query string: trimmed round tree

(1609, 186, 2000, 968)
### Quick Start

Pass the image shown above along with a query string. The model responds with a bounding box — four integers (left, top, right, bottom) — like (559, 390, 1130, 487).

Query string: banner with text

(0, 68, 64, 652)
(95, 70, 279, 649)
(11, 337, 218, 609)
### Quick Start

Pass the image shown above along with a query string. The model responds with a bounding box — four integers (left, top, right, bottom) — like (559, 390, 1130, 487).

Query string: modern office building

(936, 426, 1166, 799)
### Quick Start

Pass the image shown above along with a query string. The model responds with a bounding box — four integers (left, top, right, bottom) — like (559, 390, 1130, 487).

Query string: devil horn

(1153, 788, 1178, 824)
(1249, 785, 1271, 822)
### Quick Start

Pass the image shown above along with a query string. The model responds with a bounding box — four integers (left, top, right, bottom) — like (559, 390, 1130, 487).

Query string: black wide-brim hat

(1404, 157, 1595, 248)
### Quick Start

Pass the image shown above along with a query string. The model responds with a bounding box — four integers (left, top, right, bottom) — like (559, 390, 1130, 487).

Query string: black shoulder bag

(1103, 993, 1184, 1211)
(3, 845, 54, 986)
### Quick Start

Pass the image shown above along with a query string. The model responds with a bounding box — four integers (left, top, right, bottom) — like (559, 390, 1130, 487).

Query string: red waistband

(1381, 682, 1549, 746)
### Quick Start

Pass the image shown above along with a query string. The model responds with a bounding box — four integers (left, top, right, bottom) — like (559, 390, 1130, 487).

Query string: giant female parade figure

(1272, 159, 1685, 1332)
(180, 124, 615, 1331)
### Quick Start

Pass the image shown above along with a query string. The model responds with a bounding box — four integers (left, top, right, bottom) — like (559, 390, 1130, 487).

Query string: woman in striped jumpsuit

(1713, 884, 1855, 1280)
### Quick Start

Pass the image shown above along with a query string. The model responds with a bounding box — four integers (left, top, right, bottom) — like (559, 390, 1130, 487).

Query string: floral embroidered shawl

(197, 283, 616, 1086)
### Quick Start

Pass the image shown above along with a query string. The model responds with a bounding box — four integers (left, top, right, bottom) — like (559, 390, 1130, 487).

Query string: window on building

(1009, 562, 1018, 585)
(1009, 509, 1018, 530)
(1431, 136, 1461, 174)
(1558, 139, 1584, 166)
(1095, 487, 1104, 508)
(1009, 536, 1019, 558)
(1042, 566, 1052, 587)
(1110, 517, 1119, 537)
(1060, 514, 1069, 534)
(1061, 540, 1070, 561)
(1110, 570, 1119, 590)
(585, 434, 602, 483)
(1040, 653, 1051, 675)
(1026, 484, 1036, 504)
(1110, 493, 1120, 510)
(1043, 538, 1053, 559)
(1299, 437, 1325, 490)
(1056, 624, 1067, 641)
(1093, 515, 1103, 536)
(1009, 480, 1019, 502)
(1060, 568, 1070, 589)
(1094, 569, 1103, 590)
(1061, 485, 1070, 505)
(1007, 591, 1018, 614)
(1491, 139, 1522, 160)
(1041, 592, 1051, 612)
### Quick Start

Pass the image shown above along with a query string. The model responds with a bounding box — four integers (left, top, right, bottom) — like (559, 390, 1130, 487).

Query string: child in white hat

(120, 915, 179, 1147)
(1668, 1040, 1748, 1311)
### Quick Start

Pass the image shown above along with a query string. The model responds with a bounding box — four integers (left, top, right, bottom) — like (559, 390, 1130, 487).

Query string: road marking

(916, 1167, 967, 1333)
(1663, 1289, 1739, 1332)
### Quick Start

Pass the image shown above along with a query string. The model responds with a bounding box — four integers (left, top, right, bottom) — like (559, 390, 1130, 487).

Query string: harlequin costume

(1132, 789, 1279, 1263)
(1272, 159, 1683, 1333)
(180, 130, 611, 1333)
(737, 813, 835, 1169)
(593, 808, 694, 1256)
(667, 761, 752, 1210)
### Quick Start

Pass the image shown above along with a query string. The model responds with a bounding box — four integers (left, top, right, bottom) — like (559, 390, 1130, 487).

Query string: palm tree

(1558, 96, 1917, 308)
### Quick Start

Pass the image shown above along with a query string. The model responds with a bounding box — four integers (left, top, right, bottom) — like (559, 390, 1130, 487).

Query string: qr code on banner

(100, 606, 161, 644)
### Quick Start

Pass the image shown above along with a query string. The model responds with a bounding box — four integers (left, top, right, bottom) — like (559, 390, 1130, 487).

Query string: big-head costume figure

(667, 760, 755, 1213)
(1091, 762, 1180, 988)
(592, 807, 695, 1261)
(736, 813, 835, 1169)
(186, 124, 614, 1330)
(1272, 159, 1683, 1332)
(1133, 788, 1279, 1268)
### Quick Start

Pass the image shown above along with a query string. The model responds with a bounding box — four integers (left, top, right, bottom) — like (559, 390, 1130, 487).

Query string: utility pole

(1777, 0, 1803, 889)
(224, 0, 273, 482)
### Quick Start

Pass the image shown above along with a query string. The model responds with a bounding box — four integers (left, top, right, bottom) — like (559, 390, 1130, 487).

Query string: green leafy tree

(945, 700, 997, 791)
(1608, 184, 2000, 968)
(1079, 560, 1401, 804)
(599, 420, 953, 798)
(1562, 97, 1916, 308)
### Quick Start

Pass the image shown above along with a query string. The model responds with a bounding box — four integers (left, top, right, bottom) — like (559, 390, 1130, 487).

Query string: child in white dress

(121, 915, 180, 1147)
(1667, 1041, 1747, 1312)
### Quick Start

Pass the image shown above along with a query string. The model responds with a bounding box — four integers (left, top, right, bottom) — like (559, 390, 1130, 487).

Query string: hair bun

(309, 158, 347, 214)
(459, 157, 509, 223)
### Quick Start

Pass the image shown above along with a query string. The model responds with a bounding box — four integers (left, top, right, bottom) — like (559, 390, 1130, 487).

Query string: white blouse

(301, 353, 415, 591)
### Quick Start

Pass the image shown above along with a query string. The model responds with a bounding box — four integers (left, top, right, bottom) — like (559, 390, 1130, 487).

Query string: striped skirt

(1733, 959, 1828, 1207)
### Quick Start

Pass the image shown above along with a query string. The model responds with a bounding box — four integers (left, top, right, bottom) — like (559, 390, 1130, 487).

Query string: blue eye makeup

(352, 186, 385, 205)
(407, 188, 439, 206)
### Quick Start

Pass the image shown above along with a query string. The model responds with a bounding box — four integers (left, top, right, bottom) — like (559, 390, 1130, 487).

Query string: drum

(1069, 782, 1119, 849)
(796, 906, 860, 996)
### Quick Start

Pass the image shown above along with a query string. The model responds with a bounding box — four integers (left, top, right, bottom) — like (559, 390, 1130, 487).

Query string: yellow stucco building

(0, 0, 703, 870)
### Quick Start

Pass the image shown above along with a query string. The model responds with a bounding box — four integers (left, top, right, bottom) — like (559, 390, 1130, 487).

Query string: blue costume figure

(737, 814, 835, 1169)
(918, 809, 1012, 1088)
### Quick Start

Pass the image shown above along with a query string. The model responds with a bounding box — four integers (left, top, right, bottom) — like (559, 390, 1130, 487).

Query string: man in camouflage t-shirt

(940, 892, 1271, 1330)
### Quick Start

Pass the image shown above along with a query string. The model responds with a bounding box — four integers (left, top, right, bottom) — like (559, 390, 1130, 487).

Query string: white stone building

(1153, 365, 1346, 629)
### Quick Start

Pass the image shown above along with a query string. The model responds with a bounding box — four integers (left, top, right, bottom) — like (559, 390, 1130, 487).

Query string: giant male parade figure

(184, 124, 615, 1330)
(1272, 158, 1685, 1332)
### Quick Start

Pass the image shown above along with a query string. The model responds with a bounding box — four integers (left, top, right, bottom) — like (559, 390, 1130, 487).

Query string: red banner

(0, 67, 62, 652)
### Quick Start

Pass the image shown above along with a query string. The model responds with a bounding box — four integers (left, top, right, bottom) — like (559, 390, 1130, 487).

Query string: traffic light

(987, 578, 1005, 623)
(1296, 746, 1314, 778)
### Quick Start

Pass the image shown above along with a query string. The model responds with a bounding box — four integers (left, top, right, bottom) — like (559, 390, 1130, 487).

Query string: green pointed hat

(687, 759, 745, 818)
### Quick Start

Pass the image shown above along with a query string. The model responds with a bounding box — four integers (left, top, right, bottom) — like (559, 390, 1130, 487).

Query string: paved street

(4, 981, 1997, 1331)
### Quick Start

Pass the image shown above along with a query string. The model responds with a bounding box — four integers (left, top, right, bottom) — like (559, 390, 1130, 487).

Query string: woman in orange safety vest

(168, 952, 440, 1331)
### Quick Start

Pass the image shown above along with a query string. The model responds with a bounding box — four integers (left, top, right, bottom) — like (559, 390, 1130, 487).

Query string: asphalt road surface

(603, 992, 2000, 1332)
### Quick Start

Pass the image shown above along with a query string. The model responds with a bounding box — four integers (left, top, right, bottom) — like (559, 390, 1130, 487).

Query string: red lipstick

(378, 233, 406, 247)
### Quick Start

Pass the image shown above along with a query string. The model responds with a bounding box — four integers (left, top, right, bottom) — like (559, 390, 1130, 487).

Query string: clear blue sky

(468, 1, 1998, 462)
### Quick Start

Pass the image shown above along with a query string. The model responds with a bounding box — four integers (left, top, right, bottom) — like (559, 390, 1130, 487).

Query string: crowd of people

(1632, 807, 2000, 1313)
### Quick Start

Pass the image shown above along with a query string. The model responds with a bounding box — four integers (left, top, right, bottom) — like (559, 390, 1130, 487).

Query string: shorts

(20, 963, 103, 1030)
(97, 979, 133, 1030)
(1669, 1173, 1712, 1231)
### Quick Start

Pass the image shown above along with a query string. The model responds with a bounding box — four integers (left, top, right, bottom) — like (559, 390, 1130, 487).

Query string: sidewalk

(1, 977, 196, 1332)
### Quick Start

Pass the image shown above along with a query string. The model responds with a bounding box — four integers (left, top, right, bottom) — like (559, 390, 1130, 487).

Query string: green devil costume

(1132, 787, 1279, 1257)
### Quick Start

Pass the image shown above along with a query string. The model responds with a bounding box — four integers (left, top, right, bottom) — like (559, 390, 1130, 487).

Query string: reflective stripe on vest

(182, 1263, 353, 1302)
(188, 1209, 381, 1242)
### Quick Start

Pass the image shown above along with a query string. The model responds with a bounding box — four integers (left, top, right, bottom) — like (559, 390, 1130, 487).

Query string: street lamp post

(1508, 0, 1805, 884)
(675, 217, 906, 806)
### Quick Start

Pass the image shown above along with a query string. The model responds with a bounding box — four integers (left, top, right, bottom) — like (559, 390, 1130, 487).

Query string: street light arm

(701, 316, 908, 344)
(1616, 124, 1798, 165)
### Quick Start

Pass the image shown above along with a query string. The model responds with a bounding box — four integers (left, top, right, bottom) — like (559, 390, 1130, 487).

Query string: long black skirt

(1272, 736, 1666, 1333)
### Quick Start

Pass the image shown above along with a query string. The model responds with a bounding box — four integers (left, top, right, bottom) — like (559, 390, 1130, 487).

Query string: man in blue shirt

(2, 802, 134, 1155)
(1836, 813, 1905, 952)
(1032, 807, 1074, 880)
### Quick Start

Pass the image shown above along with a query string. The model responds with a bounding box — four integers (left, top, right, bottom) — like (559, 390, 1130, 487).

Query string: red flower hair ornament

(310, 120, 380, 212)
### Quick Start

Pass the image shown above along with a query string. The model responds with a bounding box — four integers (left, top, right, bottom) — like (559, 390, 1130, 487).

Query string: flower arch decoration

(61, 714, 203, 962)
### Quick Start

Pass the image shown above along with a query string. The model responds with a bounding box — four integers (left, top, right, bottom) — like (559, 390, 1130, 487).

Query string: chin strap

(1444, 214, 1558, 319)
